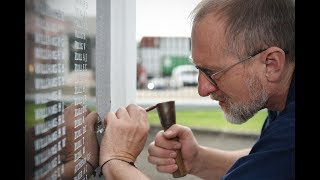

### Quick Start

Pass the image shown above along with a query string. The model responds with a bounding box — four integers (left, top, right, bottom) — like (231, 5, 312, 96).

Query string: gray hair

(190, 0, 295, 63)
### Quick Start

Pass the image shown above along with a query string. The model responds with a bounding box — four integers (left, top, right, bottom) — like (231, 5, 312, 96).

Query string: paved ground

(135, 126, 259, 180)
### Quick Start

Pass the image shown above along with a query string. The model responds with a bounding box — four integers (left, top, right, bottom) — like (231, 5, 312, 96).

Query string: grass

(147, 109, 267, 134)
(25, 100, 267, 134)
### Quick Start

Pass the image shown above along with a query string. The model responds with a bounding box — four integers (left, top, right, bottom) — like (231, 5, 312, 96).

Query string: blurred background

(135, 0, 215, 109)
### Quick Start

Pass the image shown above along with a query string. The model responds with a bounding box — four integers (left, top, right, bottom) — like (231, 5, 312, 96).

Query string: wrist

(99, 158, 136, 177)
(99, 155, 135, 167)
(189, 145, 205, 176)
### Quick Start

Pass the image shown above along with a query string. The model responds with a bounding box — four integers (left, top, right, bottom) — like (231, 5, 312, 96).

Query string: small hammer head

(156, 101, 176, 130)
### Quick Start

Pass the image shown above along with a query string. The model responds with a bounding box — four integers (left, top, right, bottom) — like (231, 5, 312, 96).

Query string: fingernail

(172, 164, 178, 171)
(164, 130, 172, 135)
(170, 152, 176, 157)
(170, 158, 176, 164)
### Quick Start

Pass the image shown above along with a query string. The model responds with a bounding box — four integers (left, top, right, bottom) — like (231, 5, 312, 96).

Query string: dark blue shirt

(222, 73, 295, 180)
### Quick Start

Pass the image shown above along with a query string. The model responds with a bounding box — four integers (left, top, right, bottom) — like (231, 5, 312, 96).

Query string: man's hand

(99, 104, 149, 165)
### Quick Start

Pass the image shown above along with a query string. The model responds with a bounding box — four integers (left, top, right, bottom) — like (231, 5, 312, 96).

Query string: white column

(110, 0, 137, 111)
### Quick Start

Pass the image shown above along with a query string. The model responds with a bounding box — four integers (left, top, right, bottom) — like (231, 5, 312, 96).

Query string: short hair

(190, 0, 295, 63)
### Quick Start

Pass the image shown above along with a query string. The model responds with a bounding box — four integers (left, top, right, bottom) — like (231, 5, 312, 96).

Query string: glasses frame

(193, 48, 288, 87)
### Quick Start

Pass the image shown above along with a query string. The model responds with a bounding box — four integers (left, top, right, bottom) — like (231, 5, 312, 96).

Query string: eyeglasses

(193, 48, 288, 87)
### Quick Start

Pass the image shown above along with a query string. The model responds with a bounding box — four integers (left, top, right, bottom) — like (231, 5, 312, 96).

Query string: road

(135, 126, 259, 180)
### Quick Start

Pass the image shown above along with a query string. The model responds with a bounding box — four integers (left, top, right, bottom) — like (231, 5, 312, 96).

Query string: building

(137, 36, 191, 79)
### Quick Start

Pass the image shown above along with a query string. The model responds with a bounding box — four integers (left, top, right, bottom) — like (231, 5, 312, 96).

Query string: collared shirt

(222, 72, 295, 180)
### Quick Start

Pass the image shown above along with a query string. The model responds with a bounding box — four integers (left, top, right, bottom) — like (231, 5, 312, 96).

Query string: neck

(266, 65, 294, 112)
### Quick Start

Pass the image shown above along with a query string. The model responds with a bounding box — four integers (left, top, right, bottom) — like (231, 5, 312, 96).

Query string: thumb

(163, 124, 192, 141)
(163, 124, 182, 139)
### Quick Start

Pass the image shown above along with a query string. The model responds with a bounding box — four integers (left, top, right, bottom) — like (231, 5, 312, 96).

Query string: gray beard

(224, 76, 268, 124)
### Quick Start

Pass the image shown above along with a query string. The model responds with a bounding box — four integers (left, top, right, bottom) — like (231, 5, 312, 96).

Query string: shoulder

(222, 102, 295, 180)
(254, 100, 295, 153)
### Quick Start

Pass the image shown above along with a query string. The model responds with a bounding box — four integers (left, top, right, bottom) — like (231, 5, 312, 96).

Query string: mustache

(210, 93, 227, 102)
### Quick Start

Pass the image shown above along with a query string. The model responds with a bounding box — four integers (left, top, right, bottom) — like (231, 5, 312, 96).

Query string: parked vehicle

(170, 65, 198, 89)
(147, 77, 171, 90)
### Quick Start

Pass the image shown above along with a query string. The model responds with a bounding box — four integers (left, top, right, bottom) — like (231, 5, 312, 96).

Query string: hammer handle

(172, 148, 187, 177)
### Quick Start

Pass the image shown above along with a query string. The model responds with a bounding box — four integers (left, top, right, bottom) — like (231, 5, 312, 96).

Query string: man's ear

(263, 47, 287, 82)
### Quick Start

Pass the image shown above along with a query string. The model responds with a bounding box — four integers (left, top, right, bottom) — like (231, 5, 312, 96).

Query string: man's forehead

(192, 17, 227, 54)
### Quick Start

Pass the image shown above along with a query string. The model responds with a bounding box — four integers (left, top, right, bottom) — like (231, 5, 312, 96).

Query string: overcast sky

(136, 0, 201, 41)
(49, 0, 200, 41)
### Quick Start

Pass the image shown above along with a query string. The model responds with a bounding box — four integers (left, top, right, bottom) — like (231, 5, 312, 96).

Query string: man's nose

(197, 73, 218, 97)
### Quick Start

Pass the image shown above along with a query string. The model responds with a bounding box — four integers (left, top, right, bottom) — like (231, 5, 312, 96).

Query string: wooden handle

(172, 149, 187, 178)
(155, 101, 187, 177)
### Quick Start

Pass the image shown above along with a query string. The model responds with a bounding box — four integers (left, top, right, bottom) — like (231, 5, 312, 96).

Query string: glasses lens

(199, 69, 217, 86)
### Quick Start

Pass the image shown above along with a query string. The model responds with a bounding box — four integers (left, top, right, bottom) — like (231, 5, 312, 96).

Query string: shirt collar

(286, 70, 295, 105)
(265, 70, 295, 123)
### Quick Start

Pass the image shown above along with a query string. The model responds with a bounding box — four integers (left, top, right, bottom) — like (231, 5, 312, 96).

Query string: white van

(170, 65, 198, 89)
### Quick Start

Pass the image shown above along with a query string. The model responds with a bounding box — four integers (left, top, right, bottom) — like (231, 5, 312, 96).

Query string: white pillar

(110, 0, 137, 111)
(96, 0, 136, 117)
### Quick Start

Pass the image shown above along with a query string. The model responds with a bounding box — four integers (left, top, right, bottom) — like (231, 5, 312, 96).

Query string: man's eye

(205, 69, 215, 75)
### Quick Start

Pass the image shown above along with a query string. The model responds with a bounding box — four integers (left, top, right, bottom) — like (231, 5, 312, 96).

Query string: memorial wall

(25, 0, 98, 179)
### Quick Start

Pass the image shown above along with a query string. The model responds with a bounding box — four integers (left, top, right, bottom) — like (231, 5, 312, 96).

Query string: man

(99, 0, 295, 179)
